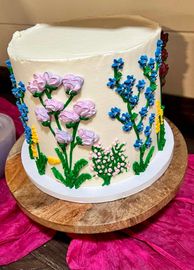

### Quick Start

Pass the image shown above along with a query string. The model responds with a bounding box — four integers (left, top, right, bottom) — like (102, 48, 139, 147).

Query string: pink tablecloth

(67, 156, 194, 270)
(1, 97, 194, 269)
(0, 97, 55, 266)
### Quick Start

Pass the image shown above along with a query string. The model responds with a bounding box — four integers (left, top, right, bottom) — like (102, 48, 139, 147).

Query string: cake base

(5, 120, 187, 233)
(21, 120, 174, 203)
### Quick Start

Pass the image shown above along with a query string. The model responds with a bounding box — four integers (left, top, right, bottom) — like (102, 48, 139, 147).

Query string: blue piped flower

(136, 80, 146, 91)
(120, 112, 131, 123)
(123, 121, 133, 132)
(157, 39, 163, 48)
(134, 139, 143, 150)
(5, 59, 12, 69)
(115, 84, 124, 94)
(16, 101, 29, 121)
(108, 107, 121, 119)
(12, 81, 26, 98)
(150, 70, 158, 82)
(148, 94, 155, 106)
(144, 126, 151, 137)
(139, 106, 148, 118)
(10, 74, 16, 88)
(145, 137, 152, 148)
(148, 58, 155, 70)
(24, 126, 32, 144)
(124, 75, 135, 87)
(149, 113, 155, 124)
(129, 95, 138, 107)
(107, 78, 117, 89)
(155, 47, 162, 65)
(112, 58, 124, 70)
(144, 87, 152, 99)
(137, 122, 144, 133)
(138, 55, 148, 68)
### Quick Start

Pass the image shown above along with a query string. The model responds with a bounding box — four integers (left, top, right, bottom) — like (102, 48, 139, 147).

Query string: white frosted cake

(7, 15, 173, 202)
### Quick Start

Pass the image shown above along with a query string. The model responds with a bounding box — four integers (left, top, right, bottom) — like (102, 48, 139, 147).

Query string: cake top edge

(8, 15, 161, 61)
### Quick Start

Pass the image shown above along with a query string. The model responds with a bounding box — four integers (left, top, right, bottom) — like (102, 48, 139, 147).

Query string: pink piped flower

(35, 107, 50, 122)
(27, 72, 62, 94)
(27, 74, 46, 94)
(59, 109, 80, 124)
(73, 100, 96, 119)
(55, 129, 72, 144)
(63, 74, 84, 94)
(43, 72, 62, 88)
(44, 98, 64, 112)
(78, 129, 99, 146)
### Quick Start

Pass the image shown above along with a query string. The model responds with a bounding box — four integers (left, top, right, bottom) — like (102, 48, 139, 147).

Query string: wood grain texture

(5, 120, 188, 234)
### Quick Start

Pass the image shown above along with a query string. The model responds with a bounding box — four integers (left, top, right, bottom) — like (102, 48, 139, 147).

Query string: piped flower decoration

(63, 74, 84, 95)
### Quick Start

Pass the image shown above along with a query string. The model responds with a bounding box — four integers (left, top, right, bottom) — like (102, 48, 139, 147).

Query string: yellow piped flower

(155, 116, 160, 134)
(31, 125, 39, 144)
(47, 156, 61, 165)
(31, 143, 38, 158)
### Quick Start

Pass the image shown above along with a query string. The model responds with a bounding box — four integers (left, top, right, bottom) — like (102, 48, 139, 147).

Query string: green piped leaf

(51, 167, 67, 185)
(55, 147, 68, 173)
(74, 173, 92, 189)
(36, 152, 47, 175)
(73, 159, 88, 178)
(145, 146, 155, 167)
(131, 113, 138, 121)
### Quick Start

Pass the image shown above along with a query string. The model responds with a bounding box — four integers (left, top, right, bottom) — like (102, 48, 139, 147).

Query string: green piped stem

(69, 122, 79, 170)
(54, 113, 62, 130)
(64, 94, 74, 110)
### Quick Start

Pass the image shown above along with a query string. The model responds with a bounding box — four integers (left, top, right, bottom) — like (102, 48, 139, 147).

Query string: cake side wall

(9, 29, 161, 187)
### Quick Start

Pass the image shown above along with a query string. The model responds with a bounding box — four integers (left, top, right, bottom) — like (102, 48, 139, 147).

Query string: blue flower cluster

(155, 39, 163, 66)
(12, 81, 26, 99)
(145, 137, 152, 148)
(137, 122, 144, 133)
(136, 80, 146, 92)
(24, 125, 32, 144)
(5, 59, 16, 88)
(5, 59, 12, 69)
(108, 107, 121, 118)
(6, 59, 31, 144)
(111, 58, 124, 70)
(144, 126, 151, 137)
(138, 39, 163, 72)
(16, 101, 29, 122)
(149, 113, 155, 124)
(134, 139, 143, 150)
(107, 78, 116, 89)
(139, 106, 148, 118)
(144, 87, 155, 107)
(123, 121, 133, 132)
(138, 55, 148, 68)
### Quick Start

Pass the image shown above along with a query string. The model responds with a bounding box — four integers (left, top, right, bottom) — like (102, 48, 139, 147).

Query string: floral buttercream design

(27, 72, 98, 188)
(107, 39, 164, 175)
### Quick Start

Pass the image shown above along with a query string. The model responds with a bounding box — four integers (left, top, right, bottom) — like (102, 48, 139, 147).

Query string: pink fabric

(67, 155, 194, 270)
(0, 97, 55, 266)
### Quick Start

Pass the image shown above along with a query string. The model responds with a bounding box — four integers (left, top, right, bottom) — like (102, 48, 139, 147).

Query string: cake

(7, 16, 173, 202)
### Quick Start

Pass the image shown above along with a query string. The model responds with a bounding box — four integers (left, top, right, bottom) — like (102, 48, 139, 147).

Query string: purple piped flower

(27, 74, 46, 94)
(35, 107, 50, 122)
(43, 72, 62, 88)
(27, 72, 62, 94)
(44, 98, 64, 112)
(73, 100, 96, 119)
(77, 129, 99, 146)
(59, 109, 80, 124)
(63, 74, 84, 94)
(55, 129, 72, 144)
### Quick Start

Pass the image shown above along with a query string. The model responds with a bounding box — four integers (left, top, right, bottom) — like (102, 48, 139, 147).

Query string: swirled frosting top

(8, 15, 160, 61)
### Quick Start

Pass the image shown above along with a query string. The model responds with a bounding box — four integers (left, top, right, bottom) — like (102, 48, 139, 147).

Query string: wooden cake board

(5, 120, 188, 234)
